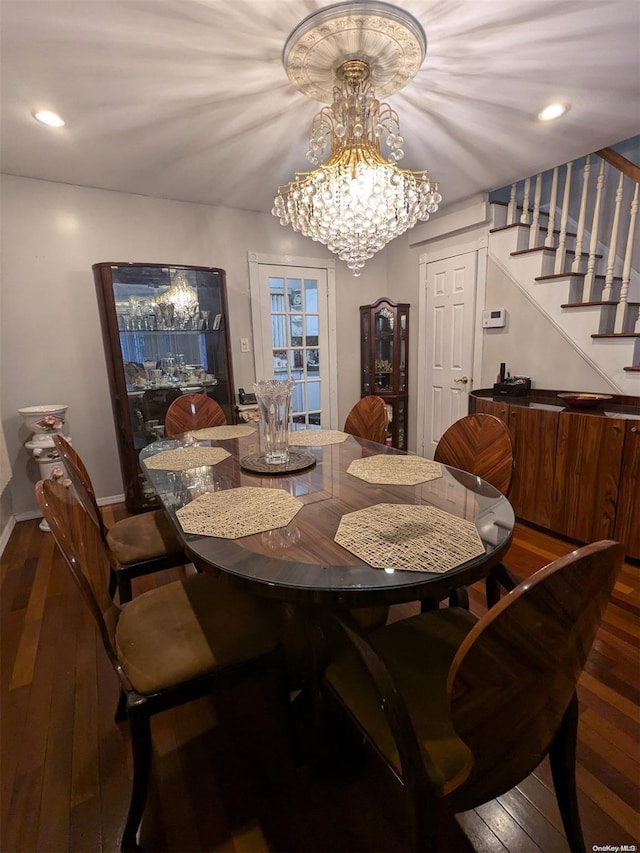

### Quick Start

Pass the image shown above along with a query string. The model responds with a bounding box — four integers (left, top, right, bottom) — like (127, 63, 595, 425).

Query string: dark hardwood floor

(1, 508, 638, 852)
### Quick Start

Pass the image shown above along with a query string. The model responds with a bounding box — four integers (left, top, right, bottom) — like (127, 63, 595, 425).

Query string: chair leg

(549, 691, 586, 853)
(117, 573, 133, 605)
(121, 698, 152, 853)
(109, 568, 118, 600)
(115, 688, 128, 722)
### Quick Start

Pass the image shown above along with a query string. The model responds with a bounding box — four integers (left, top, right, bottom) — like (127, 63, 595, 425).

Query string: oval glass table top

(140, 433, 514, 607)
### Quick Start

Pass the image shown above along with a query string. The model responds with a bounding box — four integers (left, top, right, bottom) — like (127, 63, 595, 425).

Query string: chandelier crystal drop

(274, 3, 442, 277)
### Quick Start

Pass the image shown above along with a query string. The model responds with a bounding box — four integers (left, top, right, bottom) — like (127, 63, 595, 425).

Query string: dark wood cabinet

(473, 397, 559, 528)
(614, 420, 640, 559)
(360, 297, 409, 450)
(93, 262, 235, 512)
(553, 412, 625, 541)
(470, 390, 639, 558)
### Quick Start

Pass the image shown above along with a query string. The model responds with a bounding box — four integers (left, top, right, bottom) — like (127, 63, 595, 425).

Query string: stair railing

(499, 146, 639, 335)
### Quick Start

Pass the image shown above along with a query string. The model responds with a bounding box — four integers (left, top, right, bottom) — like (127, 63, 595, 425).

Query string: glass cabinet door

(94, 262, 235, 511)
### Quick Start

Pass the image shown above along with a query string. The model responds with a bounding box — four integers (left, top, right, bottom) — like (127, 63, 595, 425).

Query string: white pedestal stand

(25, 433, 72, 531)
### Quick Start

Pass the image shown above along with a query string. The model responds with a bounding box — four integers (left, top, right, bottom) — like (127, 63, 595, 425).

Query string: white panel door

(423, 251, 477, 458)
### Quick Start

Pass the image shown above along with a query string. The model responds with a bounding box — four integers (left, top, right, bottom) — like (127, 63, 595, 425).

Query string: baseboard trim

(0, 516, 17, 557)
(13, 493, 126, 527)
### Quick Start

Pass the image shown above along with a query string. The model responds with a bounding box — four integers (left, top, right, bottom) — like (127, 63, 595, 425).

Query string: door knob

(454, 376, 469, 384)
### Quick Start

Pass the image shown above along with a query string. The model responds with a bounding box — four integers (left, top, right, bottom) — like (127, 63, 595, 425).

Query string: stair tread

(511, 247, 602, 258)
(535, 272, 622, 282)
(592, 332, 640, 338)
(561, 301, 618, 308)
(490, 223, 577, 238)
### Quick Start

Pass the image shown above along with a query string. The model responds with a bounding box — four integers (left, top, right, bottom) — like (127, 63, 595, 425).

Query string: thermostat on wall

(482, 308, 507, 328)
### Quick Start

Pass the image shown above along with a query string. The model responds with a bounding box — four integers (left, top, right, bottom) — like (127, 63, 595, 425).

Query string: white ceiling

(1, 0, 639, 215)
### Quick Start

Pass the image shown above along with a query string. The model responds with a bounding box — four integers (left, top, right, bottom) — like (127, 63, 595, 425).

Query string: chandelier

(273, 1, 442, 276)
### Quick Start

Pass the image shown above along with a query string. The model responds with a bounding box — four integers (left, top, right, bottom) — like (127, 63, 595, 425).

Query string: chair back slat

(434, 414, 514, 496)
(164, 393, 227, 436)
(36, 479, 121, 665)
(446, 539, 624, 806)
(343, 396, 389, 444)
(53, 435, 108, 540)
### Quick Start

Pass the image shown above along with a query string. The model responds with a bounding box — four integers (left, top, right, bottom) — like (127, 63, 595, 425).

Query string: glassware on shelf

(253, 379, 295, 464)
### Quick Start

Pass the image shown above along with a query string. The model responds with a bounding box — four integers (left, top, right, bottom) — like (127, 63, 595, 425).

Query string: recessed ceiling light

(538, 103, 567, 122)
(33, 110, 65, 128)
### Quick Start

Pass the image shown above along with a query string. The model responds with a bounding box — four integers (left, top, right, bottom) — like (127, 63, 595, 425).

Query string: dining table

(139, 425, 515, 611)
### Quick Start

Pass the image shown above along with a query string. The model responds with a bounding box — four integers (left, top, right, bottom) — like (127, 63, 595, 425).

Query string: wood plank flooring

(1, 509, 638, 852)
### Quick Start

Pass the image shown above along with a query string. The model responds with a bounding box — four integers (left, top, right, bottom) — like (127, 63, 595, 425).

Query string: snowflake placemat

(289, 429, 350, 446)
(334, 503, 484, 572)
(347, 455, 442, 485)
(144, 446, 231, 471)
(191, 424, 257, 440)
(176, 486, 303, 538)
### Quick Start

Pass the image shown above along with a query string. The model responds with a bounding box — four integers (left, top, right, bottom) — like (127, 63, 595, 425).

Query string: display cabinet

(360, 297, 409, 450)
(93, 262, 235, 512)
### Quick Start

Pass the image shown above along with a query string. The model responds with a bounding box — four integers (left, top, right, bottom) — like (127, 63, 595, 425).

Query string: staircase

(488, 147, 639, 394)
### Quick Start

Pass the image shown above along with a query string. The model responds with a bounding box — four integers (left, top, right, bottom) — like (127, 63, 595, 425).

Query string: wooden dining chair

(343, 395, 389, 444)
(36, 478, 290, 853)
(164, 392, 227, 436)
(53, 435, 186, 603)
(324, 540, 624, 853)
(433, 413, 517, 608)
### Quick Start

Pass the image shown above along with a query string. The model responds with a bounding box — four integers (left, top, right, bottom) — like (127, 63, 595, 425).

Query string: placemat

(144, 446, 231, 471)
(289, 429, 350, 446)
(176, 486, 303, 538)
(347, 455, 442, 485)
(334, 503, 484, 572)
(191, 424, 257, 440)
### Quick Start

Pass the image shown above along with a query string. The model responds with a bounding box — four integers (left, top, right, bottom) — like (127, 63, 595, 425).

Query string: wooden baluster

(602, 170, 625, 302)
(571, 155, 591, 274)
(555, 161, 573, 273)
(545, 167, 559, 248)
(520, 177, 531, 224)
(528, 173, 542, 248)
(582, 159, 606, 301)
(615, 181, 640, 334)
(507, 183, 517, 225)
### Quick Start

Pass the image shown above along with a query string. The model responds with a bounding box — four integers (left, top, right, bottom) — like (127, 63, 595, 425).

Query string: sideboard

(469, 389, 639, 560)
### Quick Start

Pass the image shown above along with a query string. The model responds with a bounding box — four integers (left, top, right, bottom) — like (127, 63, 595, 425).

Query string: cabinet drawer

(553, 413, 625, 541)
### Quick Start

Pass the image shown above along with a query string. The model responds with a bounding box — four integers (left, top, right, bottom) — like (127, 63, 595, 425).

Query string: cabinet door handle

(454, 376, 469, 384)
(631, 427, 638, 434)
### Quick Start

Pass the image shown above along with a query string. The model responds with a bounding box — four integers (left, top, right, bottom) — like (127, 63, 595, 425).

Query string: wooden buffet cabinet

(470, 389, 639, 560)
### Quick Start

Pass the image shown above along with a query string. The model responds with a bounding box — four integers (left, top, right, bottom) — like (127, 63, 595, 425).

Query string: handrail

(596, 147, 640, 183)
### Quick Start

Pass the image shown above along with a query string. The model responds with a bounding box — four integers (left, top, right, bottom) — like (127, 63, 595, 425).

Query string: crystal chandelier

(273, 1, 442, 277)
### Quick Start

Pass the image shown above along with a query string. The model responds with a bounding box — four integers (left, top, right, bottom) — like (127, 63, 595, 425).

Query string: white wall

(0, 176, 625, 530)
(480, 257, 613, 391)
(0, 175, 386, 520)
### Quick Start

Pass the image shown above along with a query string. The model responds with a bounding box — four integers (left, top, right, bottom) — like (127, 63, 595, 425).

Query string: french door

(249, 257, 337, 428)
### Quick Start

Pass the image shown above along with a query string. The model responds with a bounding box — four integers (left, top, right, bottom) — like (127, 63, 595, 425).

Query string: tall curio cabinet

(360, 297, 409, 450)
(93, 262, 235, 512)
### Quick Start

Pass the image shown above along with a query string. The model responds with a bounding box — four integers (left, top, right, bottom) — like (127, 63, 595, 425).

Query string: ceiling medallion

(273, 1, 442, 276)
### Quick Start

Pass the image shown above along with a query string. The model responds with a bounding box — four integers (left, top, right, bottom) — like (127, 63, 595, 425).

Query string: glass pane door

(255, 264, 331, 428)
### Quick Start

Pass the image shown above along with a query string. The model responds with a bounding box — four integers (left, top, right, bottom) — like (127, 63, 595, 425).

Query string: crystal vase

(253, 379, 294, 464)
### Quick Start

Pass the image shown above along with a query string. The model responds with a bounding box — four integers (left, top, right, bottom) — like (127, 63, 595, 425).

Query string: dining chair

(343, 395, 389, 444)
(433, 413, 518, 609)
(36, 477, 290, 852)
(53, 435, 186, 603)
(164, 392, 227, 436)
(324, 539, 624, 853)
